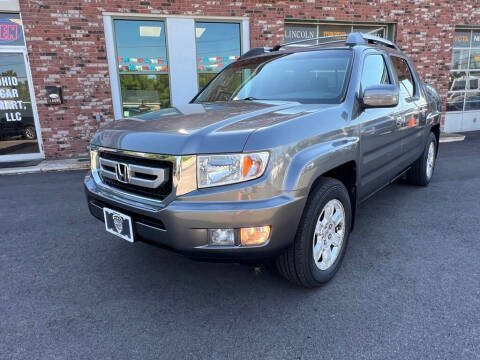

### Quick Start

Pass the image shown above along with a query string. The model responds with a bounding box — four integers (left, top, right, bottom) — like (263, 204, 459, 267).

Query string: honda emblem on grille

(115, 162, 129, 183)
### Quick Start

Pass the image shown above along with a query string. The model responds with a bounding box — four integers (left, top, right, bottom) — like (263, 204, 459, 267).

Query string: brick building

(0, 0, 479, 162)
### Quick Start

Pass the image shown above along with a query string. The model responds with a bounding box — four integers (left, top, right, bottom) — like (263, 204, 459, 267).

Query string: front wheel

(276, 177, 351, 288)
(407, 132, 437, 186)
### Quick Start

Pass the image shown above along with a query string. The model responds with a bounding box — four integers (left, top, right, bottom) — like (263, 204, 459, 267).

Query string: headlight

(90, 148, 99, 171)
(197, 152, 269, 188)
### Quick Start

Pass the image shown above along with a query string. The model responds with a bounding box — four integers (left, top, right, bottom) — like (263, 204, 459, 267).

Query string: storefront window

(0, 13, 24, 47)
(447, 29, 480, 112)
(284, 22, 391, 46)
(195, 22, 241, 90)
(284, 24, 318, 44)
(114, 20, 170, 117)
(0, 53, 40, 155)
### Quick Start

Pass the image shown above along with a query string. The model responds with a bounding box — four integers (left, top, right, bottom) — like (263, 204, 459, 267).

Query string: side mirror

(361, 84, 399, 108)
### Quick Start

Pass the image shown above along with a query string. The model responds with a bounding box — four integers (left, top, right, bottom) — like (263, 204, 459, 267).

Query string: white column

(0, 0, 20, 11)
(103, 16, 122, 119)
(166, 18, 199, 106)
(241, 19, 250, 54)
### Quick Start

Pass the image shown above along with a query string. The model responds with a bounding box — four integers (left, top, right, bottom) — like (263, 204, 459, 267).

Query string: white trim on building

(0, 0, 20, 12)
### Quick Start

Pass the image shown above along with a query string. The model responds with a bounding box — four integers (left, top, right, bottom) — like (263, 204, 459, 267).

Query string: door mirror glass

(362, 84, 399, 108)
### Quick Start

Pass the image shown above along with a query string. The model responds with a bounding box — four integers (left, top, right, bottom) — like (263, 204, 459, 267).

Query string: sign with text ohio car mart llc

(0, 13, 24, 46)
(0, 76, 25, 122)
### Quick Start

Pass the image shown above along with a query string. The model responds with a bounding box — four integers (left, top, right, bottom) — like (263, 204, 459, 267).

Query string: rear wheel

(276, 177, 351, 288)
(407, 132, 437, 186)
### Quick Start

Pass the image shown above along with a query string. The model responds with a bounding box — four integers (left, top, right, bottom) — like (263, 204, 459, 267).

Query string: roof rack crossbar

(346, 32, 400, 50)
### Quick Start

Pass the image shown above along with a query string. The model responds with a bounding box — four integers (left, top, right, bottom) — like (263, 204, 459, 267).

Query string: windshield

(194, 49, 353, 104)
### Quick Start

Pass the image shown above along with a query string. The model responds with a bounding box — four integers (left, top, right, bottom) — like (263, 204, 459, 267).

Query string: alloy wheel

(312, 199, 345, 270)
(426, 141, 435, 180)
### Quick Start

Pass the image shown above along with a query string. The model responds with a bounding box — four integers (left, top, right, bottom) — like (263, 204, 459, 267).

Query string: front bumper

(84, 173, 306, 260)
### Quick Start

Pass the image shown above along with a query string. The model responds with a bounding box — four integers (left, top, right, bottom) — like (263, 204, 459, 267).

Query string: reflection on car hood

(91, 101, 337, 155)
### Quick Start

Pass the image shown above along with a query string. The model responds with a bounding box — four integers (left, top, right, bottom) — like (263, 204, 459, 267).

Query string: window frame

(0, 14, 45, 163)
(104, 14, 250, 119)
(284, 20, 396, 43)
(447, 28, 480, 113)
(112, 18, 172, 117)
(389, 54, 419, 100)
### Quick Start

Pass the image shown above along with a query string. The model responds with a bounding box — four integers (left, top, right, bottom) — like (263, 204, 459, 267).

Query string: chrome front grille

(97, 151, 173, 200)
(99, 157, 169, 189)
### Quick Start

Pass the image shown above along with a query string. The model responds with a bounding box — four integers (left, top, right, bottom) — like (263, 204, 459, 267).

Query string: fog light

(240, 226, 271, 246)
(208, 229, 235, 246)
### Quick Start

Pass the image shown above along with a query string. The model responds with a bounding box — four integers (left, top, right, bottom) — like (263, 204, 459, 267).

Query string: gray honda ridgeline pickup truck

(85, 33, 441, 287)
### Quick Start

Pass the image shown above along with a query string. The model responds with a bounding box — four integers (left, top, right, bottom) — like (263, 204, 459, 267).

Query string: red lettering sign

(0, 24, 18, 41)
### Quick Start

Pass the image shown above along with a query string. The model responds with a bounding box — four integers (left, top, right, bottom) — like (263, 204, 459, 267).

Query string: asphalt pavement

(1, 133, 479, 359)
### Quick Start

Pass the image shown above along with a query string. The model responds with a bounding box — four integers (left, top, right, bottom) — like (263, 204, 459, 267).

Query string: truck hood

(91, 101, 336, 155)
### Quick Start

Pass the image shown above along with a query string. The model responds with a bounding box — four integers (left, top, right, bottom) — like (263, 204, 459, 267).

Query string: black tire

(276, 177, 352, 288)
(407, 132, 437, 186)
(23, 126, 37, 140)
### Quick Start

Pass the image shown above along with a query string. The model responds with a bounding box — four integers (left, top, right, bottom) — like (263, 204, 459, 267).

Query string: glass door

(0, 12, 43, 162)
(0, 50, 43, 160)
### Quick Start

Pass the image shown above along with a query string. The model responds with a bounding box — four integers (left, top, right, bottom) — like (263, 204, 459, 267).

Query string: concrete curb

(0, 159, 90, 175)
(439, 133, 466, 143)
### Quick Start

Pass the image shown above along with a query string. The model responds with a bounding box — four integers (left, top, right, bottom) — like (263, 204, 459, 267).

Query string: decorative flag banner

(151, 58, 158, 64)
(138, 58, 144, 63)
(135, 65, 143, 71)
(124, 57, 130, 62)
(118, 57, 123, 63)
(128, 64, 135, 70)
(142, 65, 149, 70)
(144, 58, 150, 64)
(130, 58, 138, 62)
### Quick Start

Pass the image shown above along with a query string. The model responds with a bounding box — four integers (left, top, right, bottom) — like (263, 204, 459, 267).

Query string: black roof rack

(238, 32, 400, 60)
(345, 32, 400, 50)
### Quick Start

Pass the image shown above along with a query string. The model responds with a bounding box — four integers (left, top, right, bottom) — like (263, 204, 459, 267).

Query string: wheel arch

(284, 138, 359, 230)
(309, 161, 358, 231)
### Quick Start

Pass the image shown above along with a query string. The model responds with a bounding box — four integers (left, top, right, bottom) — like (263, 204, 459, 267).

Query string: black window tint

(390, 56, 415, 97)
(361, 55, 390, 90)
